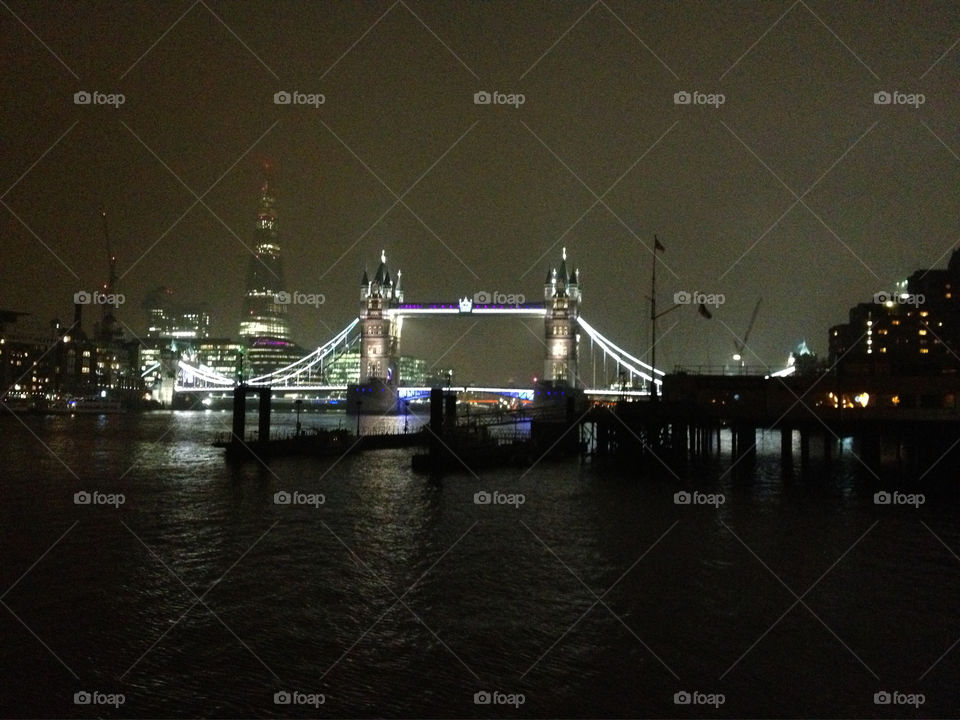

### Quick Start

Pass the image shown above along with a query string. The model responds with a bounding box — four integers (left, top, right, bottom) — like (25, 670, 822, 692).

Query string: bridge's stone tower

(359, 250, 403, 384)
(543, 247, 581, 387)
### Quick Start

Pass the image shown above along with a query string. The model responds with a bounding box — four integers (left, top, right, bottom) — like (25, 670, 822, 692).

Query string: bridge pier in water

(229, 384, 273, 443)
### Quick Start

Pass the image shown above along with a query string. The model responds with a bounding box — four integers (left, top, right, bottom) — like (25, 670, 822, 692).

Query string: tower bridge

(175, 248, 664, 410)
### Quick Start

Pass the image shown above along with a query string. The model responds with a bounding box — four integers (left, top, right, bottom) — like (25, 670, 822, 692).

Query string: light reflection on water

(0, 410, 958, 718)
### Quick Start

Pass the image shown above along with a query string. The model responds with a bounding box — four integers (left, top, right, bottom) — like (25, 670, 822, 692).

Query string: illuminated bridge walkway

(175, 307, 662, 397)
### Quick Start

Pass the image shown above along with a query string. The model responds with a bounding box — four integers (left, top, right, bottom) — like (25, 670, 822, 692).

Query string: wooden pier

(580, 372, 960, 480)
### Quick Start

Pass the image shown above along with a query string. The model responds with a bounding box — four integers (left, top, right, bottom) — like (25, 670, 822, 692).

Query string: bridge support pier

(258, 387, 271, 441)
(444, 393, 457, 431)
(780, 426, 792, 465)
(232, 385, 246, 440)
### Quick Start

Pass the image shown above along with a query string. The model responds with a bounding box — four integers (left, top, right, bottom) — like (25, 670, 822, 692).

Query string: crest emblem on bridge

(458, 297, 473, 313)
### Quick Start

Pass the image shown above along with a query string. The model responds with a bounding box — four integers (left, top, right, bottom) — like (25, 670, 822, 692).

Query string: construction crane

(732, 298, 762, 367)
(97, 207, 121, 341)
(100, 208, 118, 298)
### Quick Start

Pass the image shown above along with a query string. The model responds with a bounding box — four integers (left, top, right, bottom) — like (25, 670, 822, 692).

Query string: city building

(1, 307, 142, 407)
(325, 347, 430, 386)
(0, 313, 61, 400)
(829, 249, 960, 376)
(144, 286, 211, 340)
(239, 175, 291, 343)
(237, 172, 304, 377)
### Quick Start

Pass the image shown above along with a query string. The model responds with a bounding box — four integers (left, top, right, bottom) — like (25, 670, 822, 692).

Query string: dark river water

(1, 409, 958, 718)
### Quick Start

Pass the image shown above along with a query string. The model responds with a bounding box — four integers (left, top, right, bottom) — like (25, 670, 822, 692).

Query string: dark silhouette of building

(830, 249, 960, 376)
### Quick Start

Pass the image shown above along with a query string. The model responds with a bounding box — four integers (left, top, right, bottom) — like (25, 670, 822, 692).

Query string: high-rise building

(144, 286, 211, 340)
(237, 172, 303, 377)
(239, 175, 290, 342)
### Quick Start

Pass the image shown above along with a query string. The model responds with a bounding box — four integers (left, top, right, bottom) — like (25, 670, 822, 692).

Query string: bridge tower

(349, 250, 403, 413)
(543, 247, 581, 387)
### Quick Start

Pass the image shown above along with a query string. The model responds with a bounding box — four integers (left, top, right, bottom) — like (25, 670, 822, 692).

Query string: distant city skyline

(3, 1, 959, 384)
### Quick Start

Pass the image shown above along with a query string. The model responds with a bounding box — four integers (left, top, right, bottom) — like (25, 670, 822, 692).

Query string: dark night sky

(2, 1, 959, 384)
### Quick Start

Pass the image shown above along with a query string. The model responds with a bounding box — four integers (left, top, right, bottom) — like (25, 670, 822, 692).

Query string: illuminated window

(919, 329, 927, 335)
(891, 319, 900, 325)
(920, 348, 929, 354)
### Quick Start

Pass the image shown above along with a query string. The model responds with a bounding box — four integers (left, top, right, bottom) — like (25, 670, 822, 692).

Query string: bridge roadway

(174, 384, 650, 399)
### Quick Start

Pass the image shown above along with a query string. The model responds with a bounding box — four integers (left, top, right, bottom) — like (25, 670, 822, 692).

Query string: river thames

(1, 409, 958, 718)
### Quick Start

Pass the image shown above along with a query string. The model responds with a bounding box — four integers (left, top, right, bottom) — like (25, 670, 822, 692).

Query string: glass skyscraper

(239, 176, 290, 342)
